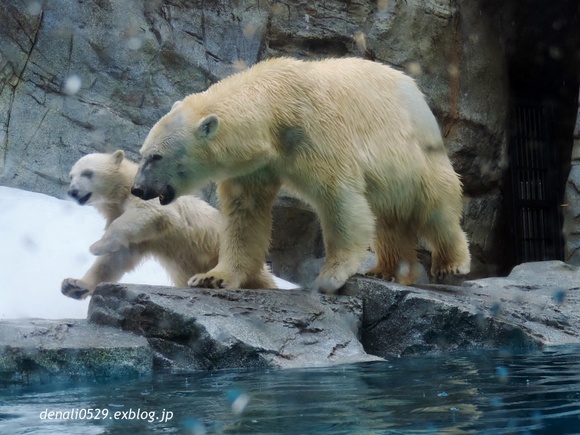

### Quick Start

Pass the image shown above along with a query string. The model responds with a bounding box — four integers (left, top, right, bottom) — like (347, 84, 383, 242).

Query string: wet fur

(62, 151, 276, 299)
(136, 58, 470, 293)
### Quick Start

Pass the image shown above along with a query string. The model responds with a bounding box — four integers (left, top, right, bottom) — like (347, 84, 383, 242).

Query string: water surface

(1, 345, 580, 434)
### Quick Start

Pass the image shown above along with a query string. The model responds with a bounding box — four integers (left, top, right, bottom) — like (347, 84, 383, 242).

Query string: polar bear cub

(62, 150, 276, 299)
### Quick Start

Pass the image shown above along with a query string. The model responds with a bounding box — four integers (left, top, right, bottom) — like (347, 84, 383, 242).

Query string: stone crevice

(328, 340, 351, 359)
(12, 10, 43, 92)
(362, 290, 412, 332)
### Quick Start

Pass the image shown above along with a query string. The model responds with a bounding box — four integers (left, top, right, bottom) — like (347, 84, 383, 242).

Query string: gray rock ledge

(87, 284, 380, 371)
(1, 261, 579, 386)
(0, 319, 152, 386)
(349, 262, 580, 357)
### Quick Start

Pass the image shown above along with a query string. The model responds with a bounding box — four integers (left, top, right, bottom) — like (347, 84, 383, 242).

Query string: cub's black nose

(68, 189, 79, 199)
(131, 186, 144, 199)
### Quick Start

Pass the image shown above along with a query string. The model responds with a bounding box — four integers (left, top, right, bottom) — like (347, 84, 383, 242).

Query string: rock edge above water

(1, 261, 579, 386)
(0, 319, 151, 386)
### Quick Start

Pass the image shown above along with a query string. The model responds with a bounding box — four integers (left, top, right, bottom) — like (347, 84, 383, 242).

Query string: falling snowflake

(63, 75, 82, 95)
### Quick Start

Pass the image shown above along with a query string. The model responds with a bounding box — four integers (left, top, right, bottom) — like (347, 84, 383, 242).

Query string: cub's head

(68, 150, 128, 206)
(132, 100, 220, 205)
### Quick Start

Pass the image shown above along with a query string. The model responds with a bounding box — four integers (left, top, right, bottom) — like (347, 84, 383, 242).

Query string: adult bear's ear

(197, 114, 219, 140)
(112, 150, 125, 165)
(171, 100, 182, 111)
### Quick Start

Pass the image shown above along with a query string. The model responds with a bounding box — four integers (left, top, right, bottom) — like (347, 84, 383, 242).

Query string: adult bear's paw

(187, 271, 241, 289)
(314, 274, 349, 295)
(61, 278, 92, 300)
(364, 269, 396, 282)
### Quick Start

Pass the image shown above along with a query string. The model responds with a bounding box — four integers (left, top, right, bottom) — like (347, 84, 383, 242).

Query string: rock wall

(564, 93, 580, 264)
(0, 0, 555, 282)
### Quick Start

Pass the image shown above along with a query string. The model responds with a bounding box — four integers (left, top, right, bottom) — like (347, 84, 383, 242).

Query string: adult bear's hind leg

(314, 189, 374, 294)
(365, 219, 421, 286)
(421, 208, 471, 279)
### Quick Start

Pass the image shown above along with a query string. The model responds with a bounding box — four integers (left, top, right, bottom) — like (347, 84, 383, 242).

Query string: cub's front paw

(61, 278, 92, 300)
(90, 238, 124, 255)
(187, 271, 240, 289)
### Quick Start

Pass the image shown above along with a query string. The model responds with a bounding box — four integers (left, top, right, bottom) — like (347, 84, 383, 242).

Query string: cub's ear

(112, 150, 125, 165)
(197, 114, 219, 140)
(171, 100, 182, 111)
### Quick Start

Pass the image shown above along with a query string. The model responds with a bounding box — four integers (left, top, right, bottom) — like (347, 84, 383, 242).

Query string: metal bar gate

(509, 100, 564, 264)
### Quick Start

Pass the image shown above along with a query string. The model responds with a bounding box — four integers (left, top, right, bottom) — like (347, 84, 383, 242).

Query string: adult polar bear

(132, 57, 471, 294)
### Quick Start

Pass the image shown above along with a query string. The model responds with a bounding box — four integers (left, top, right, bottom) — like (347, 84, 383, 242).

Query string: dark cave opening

(504, 0, 580, 269)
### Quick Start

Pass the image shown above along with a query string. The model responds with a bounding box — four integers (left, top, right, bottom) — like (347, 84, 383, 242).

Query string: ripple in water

(1, 345, 580, 434)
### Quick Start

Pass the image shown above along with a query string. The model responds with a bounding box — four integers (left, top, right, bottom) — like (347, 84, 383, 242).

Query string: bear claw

(188, 275, 227, 289)
(364, 271, 396, 282)
(434, 267, 463, 278)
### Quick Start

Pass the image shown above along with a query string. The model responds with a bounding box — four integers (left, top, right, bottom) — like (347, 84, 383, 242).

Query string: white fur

(62, 151, 223, 299)
(136, 57, 470, 293)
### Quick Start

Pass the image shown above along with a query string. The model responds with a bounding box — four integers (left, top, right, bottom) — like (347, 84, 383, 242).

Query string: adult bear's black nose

(131, 185, 145, 199)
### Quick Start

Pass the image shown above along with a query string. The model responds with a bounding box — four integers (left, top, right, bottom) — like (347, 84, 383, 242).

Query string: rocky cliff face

(1, 0, 577, 283)
(564, 94, 580, 264)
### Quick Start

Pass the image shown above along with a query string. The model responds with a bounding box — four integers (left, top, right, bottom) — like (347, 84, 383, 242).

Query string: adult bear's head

(132, 100, 220, 205)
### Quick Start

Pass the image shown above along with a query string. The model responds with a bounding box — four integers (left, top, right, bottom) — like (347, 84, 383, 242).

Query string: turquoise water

(1, 345, 580, 434)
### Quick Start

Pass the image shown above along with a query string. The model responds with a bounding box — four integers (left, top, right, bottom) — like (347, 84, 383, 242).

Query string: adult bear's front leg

(188, 171, 281, 290)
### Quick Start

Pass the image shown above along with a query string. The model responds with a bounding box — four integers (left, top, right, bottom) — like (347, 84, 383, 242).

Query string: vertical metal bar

(522, 208, 527, 261)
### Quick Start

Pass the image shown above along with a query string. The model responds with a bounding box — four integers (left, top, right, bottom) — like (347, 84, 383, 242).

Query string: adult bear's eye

(151, 154, 163, 161)
(81, 170, 93, 178)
